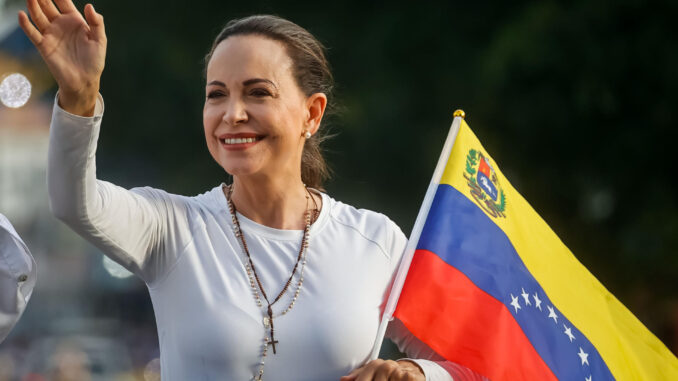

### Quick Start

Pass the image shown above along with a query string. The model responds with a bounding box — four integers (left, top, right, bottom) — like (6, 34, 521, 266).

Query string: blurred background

(0, 0, 676, 379)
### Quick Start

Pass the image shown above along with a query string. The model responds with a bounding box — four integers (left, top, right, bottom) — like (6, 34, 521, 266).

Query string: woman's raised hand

(18, 0, 106, 116)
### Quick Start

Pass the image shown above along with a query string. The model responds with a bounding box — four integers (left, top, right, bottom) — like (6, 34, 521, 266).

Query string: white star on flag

(585, 376, 592, 381)
(510, 294, 521, 313)
(547, 305, 558, 323)
(533, 292, 542, 311)
(578, 347, 589, 366)
(563, 324, 575, 342)
(521, 288, 531, 306)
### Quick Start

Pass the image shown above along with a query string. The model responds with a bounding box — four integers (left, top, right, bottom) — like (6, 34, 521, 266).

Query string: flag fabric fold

(392, 118, 678, 380)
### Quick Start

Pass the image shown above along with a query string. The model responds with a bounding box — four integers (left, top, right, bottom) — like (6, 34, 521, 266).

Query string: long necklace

(225, 184, 318, 381)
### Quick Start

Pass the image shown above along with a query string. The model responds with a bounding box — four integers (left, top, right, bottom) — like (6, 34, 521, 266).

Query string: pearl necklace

(225, 184, 317, 381)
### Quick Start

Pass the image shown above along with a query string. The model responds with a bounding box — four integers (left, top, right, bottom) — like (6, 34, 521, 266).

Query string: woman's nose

(222, 98, 248, 125)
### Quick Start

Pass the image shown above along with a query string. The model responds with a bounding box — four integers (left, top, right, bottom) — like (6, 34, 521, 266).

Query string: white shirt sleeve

(0, 214, 36, 343)
(47, 95, 193, 284)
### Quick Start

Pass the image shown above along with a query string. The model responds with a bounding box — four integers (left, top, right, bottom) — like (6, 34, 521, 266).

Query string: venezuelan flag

(391, 116, 678, 380)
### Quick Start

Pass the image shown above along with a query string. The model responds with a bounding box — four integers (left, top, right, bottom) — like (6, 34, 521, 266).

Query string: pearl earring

(304, 131, 312, 139)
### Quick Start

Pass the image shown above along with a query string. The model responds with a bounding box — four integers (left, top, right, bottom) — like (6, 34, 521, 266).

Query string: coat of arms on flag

(464, 149, 506, 218)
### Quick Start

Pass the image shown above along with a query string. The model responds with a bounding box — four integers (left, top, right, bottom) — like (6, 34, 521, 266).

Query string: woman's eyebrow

(207, 80, 226, 87)
(243, 78, 278, 89)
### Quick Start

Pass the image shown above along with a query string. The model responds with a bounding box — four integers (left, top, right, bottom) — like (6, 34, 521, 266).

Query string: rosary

(226, 184, 318, 380)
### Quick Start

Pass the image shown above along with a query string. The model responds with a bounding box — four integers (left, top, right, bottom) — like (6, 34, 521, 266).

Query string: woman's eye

(207, 91, 225, 99)
(250, 88, 272, 97)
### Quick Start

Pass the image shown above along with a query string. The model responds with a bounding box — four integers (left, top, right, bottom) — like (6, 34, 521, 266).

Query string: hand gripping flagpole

(369, 109, 465, 361)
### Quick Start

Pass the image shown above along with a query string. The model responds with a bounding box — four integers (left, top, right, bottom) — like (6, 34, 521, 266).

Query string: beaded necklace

(225, 184, 319, 381)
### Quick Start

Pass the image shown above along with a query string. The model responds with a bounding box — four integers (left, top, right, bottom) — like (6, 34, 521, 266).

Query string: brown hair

(205, 15, 334, 190)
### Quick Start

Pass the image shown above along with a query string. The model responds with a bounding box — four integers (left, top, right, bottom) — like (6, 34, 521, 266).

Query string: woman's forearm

(48, 93, 104, 226)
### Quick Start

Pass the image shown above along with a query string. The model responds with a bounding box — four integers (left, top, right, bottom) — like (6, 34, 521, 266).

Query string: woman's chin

(219, 163, 262, 178)
(210, 151, 261, 177)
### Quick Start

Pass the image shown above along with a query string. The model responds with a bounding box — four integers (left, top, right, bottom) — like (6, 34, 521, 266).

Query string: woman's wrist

(57, 86, 99, 117)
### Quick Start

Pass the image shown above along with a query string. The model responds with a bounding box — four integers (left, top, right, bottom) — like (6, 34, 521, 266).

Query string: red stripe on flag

(393, 250, 557, 381)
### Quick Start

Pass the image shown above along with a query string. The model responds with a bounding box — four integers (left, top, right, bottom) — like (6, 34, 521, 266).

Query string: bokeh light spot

(144, 358, 161, 381)
(0, 73, 32, 108)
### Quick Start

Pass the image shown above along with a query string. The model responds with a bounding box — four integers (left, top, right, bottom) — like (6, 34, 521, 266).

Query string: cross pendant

(267, 331, 279, 354)
(264, 306, 278, 354)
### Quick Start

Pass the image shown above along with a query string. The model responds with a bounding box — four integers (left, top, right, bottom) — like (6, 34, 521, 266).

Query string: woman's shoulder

(324, 194, 407, 258)
(126, 184, 227, 216)
(326, 195, 398, 229)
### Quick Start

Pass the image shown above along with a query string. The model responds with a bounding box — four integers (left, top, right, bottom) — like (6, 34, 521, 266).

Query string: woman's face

(204, 35, 318, 181)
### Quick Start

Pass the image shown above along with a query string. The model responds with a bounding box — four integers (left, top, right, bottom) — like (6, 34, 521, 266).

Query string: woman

(0, 213, 36, 343)
(19, 1, 483, 380)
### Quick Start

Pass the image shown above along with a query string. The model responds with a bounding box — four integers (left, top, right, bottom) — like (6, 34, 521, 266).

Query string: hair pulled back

(205, 15, 334, 190)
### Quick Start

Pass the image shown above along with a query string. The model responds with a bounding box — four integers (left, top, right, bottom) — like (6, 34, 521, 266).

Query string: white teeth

(222, 137, 257, 144)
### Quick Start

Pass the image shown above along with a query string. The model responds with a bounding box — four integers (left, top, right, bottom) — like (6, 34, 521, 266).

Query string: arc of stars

(507, 289, 596, 379)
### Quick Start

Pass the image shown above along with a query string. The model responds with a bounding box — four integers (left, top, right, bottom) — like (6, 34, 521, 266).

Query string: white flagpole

(368, 110, 465, 360)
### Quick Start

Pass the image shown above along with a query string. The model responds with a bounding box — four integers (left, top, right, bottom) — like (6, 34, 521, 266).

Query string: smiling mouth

(218, 134, 265, 150)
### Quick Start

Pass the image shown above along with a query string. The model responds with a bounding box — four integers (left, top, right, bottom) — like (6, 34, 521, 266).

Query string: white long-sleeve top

(47, 96, 474, 381)
(0, 213, 36, 343)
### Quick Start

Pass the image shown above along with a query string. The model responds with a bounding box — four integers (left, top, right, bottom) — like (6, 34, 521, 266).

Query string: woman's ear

(305, 93, 327, 135)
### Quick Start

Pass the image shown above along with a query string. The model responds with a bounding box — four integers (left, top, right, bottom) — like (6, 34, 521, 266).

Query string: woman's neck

(226, 174, 318, 230)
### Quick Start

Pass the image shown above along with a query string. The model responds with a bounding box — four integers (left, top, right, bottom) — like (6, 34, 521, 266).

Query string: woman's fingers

(26, 0, 49, 32)
(18, 11, 44, 45)
(363, 360, 398, 381)
(53, 0, 77, 13)
(354, 362, 378, 381)
(345, 360, 381, 381)
(342, 360, 422, 381)
(37, 0, 60, 21)
(84, 4, 105, 42)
